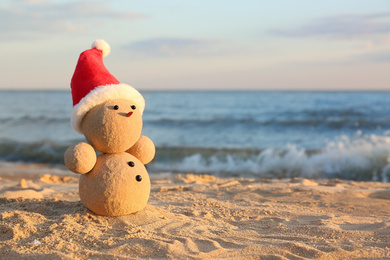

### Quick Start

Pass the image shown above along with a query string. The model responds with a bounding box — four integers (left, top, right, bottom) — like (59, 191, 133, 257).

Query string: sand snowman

(64, 40, 155, 216)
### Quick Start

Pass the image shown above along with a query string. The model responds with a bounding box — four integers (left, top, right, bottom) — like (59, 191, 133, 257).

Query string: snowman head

(81, 99, 143, 153)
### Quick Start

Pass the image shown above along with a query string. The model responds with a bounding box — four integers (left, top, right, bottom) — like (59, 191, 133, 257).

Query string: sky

(0, 0, 389, 91)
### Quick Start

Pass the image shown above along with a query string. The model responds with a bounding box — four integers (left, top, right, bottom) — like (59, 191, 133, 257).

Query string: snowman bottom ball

(79, 152, 150, 216)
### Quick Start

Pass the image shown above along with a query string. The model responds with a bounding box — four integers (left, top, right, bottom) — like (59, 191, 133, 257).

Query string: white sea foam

(150, 133, 390, 182)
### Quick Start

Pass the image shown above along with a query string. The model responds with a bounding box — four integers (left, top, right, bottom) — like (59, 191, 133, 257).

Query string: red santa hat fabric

(70, 40, 145, 134)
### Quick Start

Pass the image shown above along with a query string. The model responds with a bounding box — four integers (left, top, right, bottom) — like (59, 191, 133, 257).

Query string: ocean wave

(0, 140, 70, 163)
(149, 134, 390, 182)
(290, 107, 367, 118)
(0, 115, 70, 125)
(144, 117, 256, 126)
(3, 134, 390, 181)
(144, 116, 389, 130)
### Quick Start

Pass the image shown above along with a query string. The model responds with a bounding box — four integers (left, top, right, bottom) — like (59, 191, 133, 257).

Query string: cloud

(269, 12, 390, 39)
(0, 0, 147, 39)
(355, 51, 390, 63)
(124, 37, 223, 57)
(15, 0, 48, 3)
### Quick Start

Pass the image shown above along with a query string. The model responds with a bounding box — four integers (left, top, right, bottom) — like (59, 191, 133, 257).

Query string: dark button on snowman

(64, 40, 155, 216)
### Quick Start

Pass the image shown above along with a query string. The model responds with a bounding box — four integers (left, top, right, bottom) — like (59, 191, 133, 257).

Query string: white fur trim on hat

(92, 39, 111, 57)
(71, 83, 145, 134)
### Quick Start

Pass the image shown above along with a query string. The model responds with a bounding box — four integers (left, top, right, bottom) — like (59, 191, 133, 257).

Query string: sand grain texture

(0, 165, 390, 259)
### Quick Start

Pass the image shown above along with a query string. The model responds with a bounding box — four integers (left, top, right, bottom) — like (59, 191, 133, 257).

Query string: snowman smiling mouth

(126, 112, 133, 117)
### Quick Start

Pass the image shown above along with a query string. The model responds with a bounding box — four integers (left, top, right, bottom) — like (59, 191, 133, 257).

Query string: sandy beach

(0, 162, 390, 259)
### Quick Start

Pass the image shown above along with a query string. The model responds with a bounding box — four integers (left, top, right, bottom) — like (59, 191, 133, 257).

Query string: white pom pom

(92, 39, 111, 57)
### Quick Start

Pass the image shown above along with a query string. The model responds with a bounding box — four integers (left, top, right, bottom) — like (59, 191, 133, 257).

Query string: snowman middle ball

(79, 152, 150, 216)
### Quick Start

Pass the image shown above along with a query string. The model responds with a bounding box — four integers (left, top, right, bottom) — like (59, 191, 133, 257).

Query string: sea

(1, 90, 390, 181)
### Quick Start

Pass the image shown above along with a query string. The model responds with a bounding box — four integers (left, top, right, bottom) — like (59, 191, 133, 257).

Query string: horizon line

(1, 88, 390, 92)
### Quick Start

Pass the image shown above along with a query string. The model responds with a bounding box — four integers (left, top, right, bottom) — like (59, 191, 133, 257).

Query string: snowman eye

(114, 105, 119, 110)
(136, 175, 142, 182)
(127, 161, 135, 167)
(131, 105, 136, 110)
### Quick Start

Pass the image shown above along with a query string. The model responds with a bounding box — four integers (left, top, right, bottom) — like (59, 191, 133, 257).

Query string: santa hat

(70, 39, 145, 134)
